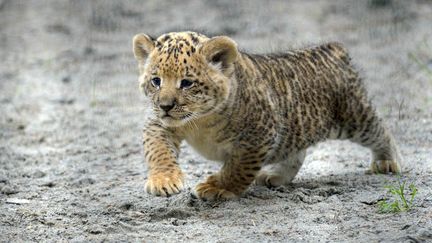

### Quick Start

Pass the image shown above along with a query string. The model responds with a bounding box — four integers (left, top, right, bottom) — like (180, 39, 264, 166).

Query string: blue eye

(151, 77, 161, 87)
(180, 79, 194, 89)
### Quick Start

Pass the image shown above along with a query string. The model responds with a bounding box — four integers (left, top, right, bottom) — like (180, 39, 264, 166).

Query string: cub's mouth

(159, 112, 194, 127)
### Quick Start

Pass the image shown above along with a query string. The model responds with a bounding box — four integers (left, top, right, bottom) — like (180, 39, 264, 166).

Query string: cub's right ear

(133, 34, 155, 63)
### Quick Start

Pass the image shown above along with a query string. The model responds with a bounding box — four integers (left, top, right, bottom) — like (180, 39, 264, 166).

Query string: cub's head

(133, 31, 238, 127)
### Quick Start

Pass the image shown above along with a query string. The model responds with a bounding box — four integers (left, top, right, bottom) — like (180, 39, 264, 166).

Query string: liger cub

(133, 31, 402, 200)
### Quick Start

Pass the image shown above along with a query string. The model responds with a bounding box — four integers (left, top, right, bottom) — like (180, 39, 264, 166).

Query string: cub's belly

(185, 135, 228, 162)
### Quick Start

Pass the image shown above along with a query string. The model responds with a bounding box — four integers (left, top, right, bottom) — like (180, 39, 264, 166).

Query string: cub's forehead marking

(155, 32, 204, 57)
(150, 32, 207, 78)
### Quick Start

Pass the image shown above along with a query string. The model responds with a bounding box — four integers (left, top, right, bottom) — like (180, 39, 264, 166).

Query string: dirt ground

(1, 0, 431, 242)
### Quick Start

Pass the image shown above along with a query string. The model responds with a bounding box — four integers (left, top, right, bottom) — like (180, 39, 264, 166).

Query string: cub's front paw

(145, 172, 184, 197)
(369, 160, 401, 174)
(194, 174, 237, 200)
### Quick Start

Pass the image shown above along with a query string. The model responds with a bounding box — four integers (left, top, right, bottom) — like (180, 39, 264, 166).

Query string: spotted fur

(133, 31, 402, 200)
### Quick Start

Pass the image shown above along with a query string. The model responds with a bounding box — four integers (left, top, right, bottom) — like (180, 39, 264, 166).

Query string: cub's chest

(184, 129, 230, 162)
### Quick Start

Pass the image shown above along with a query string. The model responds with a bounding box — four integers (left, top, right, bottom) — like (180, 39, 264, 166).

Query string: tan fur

(133, 31, 402, 200)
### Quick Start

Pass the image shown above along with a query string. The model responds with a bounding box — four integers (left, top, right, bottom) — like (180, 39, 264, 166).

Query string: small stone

(41, 181, 56, 187)
(46, 24, 71, 35)
(170, 218, 179, 226)
(42, 220, 55, 226)
(73, 211, 88, 218)
(88, 227, 103, 234)
(1, 185, 19, 195)
(170, 218, 186, 226)
(56, 98, 75, 105)
(71, 177, 95, 186)
(0, 175, 7, 183)
(33, 170, 46, 178)
(61, 76, 71, 83)
(401, 224, 410, 230)
(84, 46, 95, 55)
(192, 172, 202, 178)
(119, 202, 134, 210)
(6, 198, 30, 204)
(418, 228, 432, 239)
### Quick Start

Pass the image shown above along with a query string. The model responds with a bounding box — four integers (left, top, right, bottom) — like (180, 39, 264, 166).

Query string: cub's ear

(199, 36, 238, 70)
(133, 33, 155, 63)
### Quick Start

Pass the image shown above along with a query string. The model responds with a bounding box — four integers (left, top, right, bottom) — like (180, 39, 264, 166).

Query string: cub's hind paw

(368, 160, 401, 174)
(255, 172, 285, 187)
(145, 172, 184, 197)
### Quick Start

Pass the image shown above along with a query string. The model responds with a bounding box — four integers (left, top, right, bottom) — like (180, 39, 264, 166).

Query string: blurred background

(1, 0, 431, 242)
(1, 0, 431, 118)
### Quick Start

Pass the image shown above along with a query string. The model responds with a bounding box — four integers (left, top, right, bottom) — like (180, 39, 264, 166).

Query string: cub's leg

(338, 96, 402, 174)
(255, 150, 306, 187)
(143, 121, 184, 196)
(195, 150, 265, 200)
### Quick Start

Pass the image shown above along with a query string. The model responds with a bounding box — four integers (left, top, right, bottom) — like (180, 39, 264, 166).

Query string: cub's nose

(160, 103, 175, 112)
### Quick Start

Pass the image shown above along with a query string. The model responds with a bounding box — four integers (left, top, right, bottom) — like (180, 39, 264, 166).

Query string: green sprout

(378, 178, 418, 213)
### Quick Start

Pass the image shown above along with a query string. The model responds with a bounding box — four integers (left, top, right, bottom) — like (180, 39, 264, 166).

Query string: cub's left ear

(133, 33, 155, 63)
(199, 36, 238, 70)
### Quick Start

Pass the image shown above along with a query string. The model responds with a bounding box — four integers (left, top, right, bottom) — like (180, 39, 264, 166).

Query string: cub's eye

(180, 79, 194, 89)
(151, 77, 161, 88)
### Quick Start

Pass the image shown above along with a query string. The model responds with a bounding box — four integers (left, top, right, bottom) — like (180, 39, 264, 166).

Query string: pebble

(33, 170, 46, 178)
(71, 177, 96, 186)
(41, 181, 56, 188)
(418, 228, 432, 239)
(1, 185, 19, 195)
(170, 218, 187, 226)
(6, 198, 30, 204)
(83, 46, 95, 55)
(0, 175, 7, 183)
(61, 76, 71, 83)
(87, 227, 103, 234)
(119, 202, 134, 210)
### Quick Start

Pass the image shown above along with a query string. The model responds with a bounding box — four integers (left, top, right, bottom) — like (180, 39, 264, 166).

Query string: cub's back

(239, 43, 365, 149)
(241, 42, 364, 111)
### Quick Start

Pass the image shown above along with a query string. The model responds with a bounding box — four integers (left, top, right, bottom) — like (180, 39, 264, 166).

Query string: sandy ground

(1, 0, 432, 242)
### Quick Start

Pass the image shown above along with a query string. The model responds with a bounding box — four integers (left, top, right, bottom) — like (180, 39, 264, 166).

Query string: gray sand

(0, 0, 431, 242)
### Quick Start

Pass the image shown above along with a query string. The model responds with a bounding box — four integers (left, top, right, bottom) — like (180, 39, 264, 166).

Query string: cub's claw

(145, 172, 184, 197)
(194, 174, 237, 200)
(194, 182, 237, 200)
(369, 160, 401, 174)
(255, 172, 285, 187)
